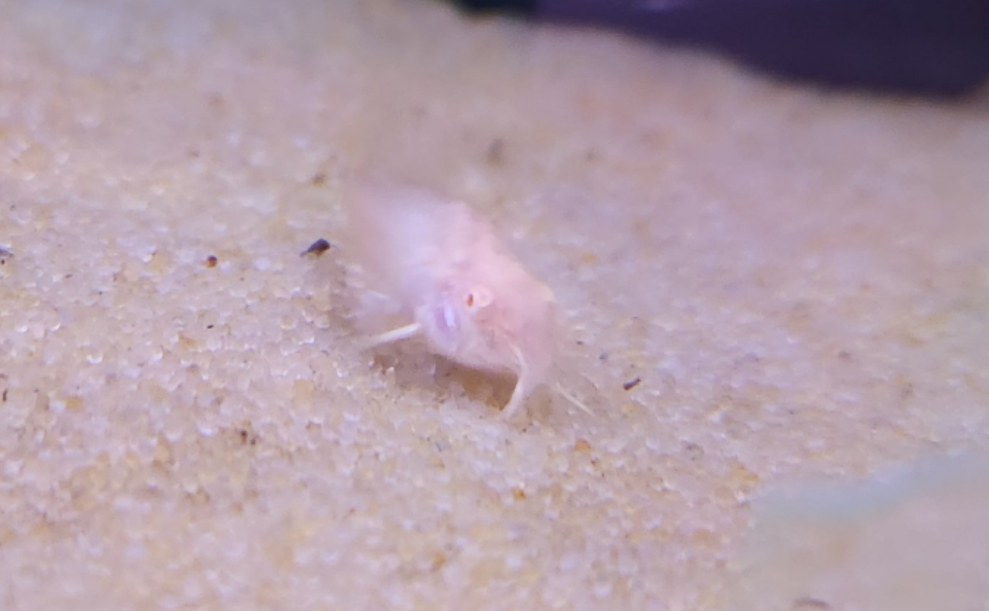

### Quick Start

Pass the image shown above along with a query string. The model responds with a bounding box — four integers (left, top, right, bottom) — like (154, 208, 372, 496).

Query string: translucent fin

(500, 346, 530, 420)
(500, 374, 530, 420)
(364, 322, 421, 349)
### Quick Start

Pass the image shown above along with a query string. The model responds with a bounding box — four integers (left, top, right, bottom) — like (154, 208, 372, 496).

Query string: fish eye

(463, 287, 493, 310)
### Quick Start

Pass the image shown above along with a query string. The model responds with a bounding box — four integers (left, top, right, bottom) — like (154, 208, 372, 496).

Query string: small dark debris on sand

(623, 377, 642, 391)
(486, 138, 505, 165)
(301, 238, 332, 257)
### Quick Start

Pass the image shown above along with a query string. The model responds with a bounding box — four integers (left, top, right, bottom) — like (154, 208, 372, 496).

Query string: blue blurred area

(453, 0, 989, 97)
(730, 453, 989, 610)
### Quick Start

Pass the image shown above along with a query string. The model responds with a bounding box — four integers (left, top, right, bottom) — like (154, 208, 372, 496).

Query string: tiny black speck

(486, 138, 505, 165)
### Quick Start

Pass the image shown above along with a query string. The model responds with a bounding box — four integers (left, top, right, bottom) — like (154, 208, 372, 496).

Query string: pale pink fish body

(344, 181, 557, 417)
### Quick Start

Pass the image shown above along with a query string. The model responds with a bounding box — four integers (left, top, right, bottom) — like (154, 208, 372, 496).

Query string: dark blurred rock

(453, 0, 989, 97)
